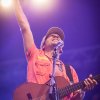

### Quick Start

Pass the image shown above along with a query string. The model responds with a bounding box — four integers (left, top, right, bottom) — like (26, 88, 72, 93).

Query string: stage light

(0, 0, 13, 8)
(32, 0, 57, 13)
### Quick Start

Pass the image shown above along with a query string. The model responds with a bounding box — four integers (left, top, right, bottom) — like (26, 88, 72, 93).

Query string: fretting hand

(83, 74, 98, 91)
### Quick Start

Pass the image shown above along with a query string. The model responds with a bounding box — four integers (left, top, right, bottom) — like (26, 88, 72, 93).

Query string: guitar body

(13, 76, 70, 100)
(13, 74, 100, 100)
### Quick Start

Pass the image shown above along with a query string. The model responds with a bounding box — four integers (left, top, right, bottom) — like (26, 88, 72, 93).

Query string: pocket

(35, 61, 50, 76)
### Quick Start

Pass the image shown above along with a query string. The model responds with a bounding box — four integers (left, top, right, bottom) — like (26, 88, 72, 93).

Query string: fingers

(84, 78, 94, 90)
(89, 74, 98, 85)
(72, 90, 85, 100)
(83, 74, 98, 91)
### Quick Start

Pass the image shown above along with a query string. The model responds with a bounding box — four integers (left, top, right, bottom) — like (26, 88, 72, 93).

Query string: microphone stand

(49, 48, 60, 100)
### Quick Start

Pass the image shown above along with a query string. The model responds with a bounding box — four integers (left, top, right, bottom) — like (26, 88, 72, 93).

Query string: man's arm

(70, 66, 97, 100)
(14, 0, 35, 52)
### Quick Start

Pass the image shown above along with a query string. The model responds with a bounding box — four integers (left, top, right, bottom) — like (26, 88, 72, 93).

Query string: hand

(71, 90, 85, 100)
(83, 74, 98, 91)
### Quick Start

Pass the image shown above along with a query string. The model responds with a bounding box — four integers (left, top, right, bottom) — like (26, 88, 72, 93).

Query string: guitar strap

(65, 64, 73, 83)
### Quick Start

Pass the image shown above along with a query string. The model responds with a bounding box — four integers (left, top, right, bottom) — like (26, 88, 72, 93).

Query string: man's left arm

(70, 66, 98, 100)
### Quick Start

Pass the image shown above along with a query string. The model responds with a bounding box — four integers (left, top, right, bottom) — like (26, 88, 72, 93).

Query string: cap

(45, 27, 64, 40)
(40, 27, 65, 49)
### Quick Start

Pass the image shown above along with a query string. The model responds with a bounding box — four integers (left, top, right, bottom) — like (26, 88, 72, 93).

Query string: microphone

(54, 40, 64, 53)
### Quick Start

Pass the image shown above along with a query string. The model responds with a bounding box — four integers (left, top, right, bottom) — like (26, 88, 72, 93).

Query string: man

(14, 0, 97, 99)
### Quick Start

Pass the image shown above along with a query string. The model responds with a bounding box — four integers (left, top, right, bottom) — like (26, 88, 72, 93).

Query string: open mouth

(52, 39, 59, 42)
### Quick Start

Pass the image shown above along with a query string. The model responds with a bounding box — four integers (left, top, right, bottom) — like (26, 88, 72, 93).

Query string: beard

(50, 40, 59, 48)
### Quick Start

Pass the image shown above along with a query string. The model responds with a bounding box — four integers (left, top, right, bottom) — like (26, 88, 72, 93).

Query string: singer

(14, 0, 97, 100)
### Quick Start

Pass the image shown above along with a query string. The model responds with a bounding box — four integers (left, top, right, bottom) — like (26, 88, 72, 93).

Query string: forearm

(14, 0, 30, 31)
(14, 0, 35, 51)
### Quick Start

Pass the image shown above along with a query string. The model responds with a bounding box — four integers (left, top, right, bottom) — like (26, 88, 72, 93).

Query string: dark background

(0, 0, 100, 100)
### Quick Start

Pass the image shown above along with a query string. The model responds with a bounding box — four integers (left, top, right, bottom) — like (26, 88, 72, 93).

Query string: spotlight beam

(1, 0, 13, 8)
(32, 0, 57, 13)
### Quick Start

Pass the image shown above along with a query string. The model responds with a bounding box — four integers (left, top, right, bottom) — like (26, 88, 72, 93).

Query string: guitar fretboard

(58, 74, 100, 98)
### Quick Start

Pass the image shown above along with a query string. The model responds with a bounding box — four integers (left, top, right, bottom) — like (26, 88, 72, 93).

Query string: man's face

(44, 34, 62, 48)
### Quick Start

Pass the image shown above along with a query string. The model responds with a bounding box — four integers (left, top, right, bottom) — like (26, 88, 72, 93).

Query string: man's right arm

(14, 0, 36, 52)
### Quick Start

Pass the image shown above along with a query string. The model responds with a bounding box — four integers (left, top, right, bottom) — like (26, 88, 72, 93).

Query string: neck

(44, 49, 60, 59)
(44, 49, 54, 59)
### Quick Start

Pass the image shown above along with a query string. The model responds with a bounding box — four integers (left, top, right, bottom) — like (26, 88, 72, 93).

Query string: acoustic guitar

(13, 75, 100, 100)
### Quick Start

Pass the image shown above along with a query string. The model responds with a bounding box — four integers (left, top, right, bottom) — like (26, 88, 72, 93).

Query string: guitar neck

(58, 74, 100, 98)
